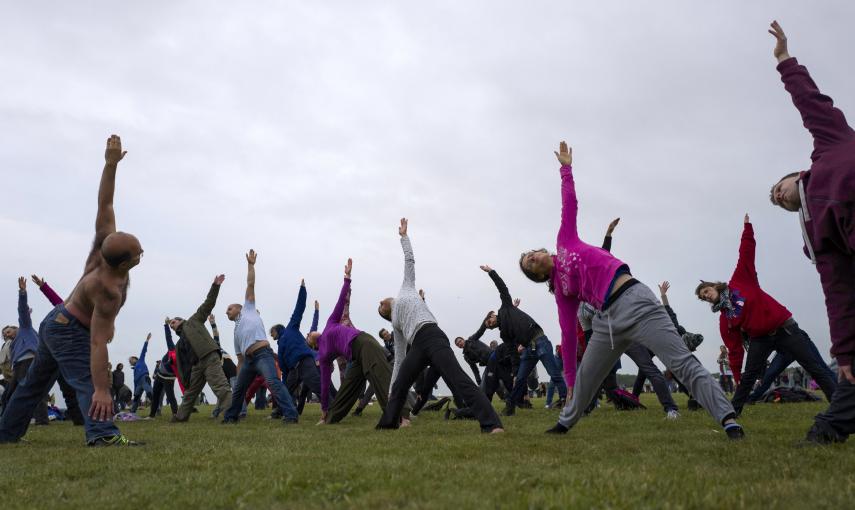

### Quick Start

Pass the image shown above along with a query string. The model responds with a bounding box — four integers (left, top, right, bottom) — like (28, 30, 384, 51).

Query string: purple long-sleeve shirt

(38, 282, 64, 307)
(317, 278, 361, 411)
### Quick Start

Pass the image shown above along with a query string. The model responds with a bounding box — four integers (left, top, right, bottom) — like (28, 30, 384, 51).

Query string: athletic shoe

(544, 404, 551, 409)
(665, 410, 680, 420)
(802, 424, 846, 445)
(501, 404, 515, 417)
(221, 419, 239, 425)
(724, 424, 745, 440)
(352, 407, 364, 417)
(545, 423, 569, 434)
(88, 435, 144, 447)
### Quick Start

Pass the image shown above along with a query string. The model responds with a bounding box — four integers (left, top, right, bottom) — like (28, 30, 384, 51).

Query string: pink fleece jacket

(551, 164, 627, 387)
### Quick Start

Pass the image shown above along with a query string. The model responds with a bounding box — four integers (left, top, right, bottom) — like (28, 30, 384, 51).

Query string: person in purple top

(767, 21, 855, 445)
(519, 141, 740, 438)
(308, 259, 406, 425)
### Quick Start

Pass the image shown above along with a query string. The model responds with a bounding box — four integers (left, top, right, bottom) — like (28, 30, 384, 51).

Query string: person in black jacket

(453, 313, 494, 384)
(479, 266, 566, 416)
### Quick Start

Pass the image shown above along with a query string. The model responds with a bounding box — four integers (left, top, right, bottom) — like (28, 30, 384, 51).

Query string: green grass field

(1, 394, 852, 509)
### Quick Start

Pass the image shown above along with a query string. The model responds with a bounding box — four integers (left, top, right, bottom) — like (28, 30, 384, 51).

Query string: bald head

(101, 232, 143, 269)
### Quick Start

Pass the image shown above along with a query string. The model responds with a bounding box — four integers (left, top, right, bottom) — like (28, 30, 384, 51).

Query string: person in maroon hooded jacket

(767, 21, 855, 444)
(696, 215, 836, 417)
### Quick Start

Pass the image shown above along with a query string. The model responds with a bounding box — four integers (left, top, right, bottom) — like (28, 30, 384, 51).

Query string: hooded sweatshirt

(276, 283, 319, 374)
(778, 57, 855, 366)
(551, 164, 627, 387)
(717, 222, 792, 382)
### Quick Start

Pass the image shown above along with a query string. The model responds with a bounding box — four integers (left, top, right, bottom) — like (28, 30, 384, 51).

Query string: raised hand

(658, 281, 670, 296)
(301, 278, 305, 287)
(768, 20, 790, 63)
(419, 289, 425, 301)
(246, 249, 257, 265)
(606, 217, 621, 237)
(314, 300, 319, 311)
(146, 332, 152, 342)
(344, 258, 353, 279)
(18, 276, 26, 291)
(554, 141, 573, 166)
(213, 274, 226, 286)
(744, 213, 750, 224)
(479, 265, 493, 273)
(30, 275, 45, 288)
(513, 298, 521, 307)
(398, 218, 408, 237)
(208, 314, 217, 325)
(104, 134, 127, 165)
(165, 316, 170, 325)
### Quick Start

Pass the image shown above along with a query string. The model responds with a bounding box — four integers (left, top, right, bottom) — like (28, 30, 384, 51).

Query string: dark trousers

(149, 374, 178, 417)
(285, 356, 333, 415)
(376, 324, 502, 432)
(1, 358, 49, 424)
(732, 321, 837, 412)
(627, 345, 678, 412)
(809, 360, 855, 441)
(411, 365, 467, 415)
(749, 341, 834, 401)
(328, 333, 396, 423)
(483, 355, 513, 402)
(0, 305, 121, 443)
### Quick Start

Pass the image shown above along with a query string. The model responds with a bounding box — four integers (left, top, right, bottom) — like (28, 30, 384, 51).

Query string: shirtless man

(0, 135, 144, 446)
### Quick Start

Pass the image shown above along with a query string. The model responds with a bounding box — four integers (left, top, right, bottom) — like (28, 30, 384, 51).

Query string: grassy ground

(1, 394, 852, 509)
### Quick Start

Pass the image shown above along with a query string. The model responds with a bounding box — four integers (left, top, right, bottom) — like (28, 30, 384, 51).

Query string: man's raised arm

(246, 249, 257, 303)
(85, 135, 126, 270)
(399, 218, 415, 290)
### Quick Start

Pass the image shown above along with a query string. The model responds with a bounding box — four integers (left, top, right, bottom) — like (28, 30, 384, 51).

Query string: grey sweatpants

(559, 282, 733, 429)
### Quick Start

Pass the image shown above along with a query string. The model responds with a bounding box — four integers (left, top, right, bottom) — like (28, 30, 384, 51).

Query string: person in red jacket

(696, 215, 836, 416)
(766, 21, 855, 444)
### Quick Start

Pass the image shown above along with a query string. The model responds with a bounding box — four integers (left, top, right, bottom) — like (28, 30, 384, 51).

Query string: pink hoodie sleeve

(39, 283, 64, 306)
(554, 288, 580, 387)
(557, 165, 579, 244)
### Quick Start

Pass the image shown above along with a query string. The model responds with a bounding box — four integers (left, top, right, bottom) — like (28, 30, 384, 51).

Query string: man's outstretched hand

(344, 258, 353, 279)
(769, 20, 790, 63)
(104, 134, 127, 165)
(399, 218, 408, 237)
(214, 274, 226, 286)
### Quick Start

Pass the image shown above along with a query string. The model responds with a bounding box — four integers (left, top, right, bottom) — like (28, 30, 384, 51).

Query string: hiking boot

(352, 407, 364, 417)
(545, 423, 569, 434)
(88, 435, 144, 447)
(665, 410, 680, 420)
(724, 424, 745, 441)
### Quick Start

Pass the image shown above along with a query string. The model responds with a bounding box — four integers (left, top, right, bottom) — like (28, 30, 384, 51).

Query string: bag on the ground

(608, 388, 647, 411)
(763, 387, 821, 403)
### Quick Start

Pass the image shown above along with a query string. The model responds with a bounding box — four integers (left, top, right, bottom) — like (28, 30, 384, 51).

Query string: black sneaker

(88, 435, 144, 447)
(352, 407, 364, 417)
(803, 424, 846, 445)
(724, 424, 745, 440)
(501, 404, 515, 417)
(545, 423, 569, 434)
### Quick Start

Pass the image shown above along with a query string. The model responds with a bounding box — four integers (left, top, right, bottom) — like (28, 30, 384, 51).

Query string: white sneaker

(666, 410, 680, 420)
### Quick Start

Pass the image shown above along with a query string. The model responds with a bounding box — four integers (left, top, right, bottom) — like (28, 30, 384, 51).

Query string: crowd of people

(0, 21, 852, 447)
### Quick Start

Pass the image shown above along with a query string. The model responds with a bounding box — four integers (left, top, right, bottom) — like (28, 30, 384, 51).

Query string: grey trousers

(559, 283, 734, 428)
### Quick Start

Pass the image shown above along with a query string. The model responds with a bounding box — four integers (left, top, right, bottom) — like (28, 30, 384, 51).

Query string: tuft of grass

(1, 394, 852, 509)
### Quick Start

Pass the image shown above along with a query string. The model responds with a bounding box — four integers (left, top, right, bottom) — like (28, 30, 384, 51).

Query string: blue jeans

(131, 375, 153, 413)
(749, 340, 835, 401)
(508, 336, 566, 406)
(546, 356, 564, 406)
(0, 305, 121, 444)
(223, 346, 298, 422)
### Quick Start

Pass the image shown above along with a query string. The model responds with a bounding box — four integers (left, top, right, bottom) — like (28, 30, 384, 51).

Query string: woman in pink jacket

(519, 142, 742, 439)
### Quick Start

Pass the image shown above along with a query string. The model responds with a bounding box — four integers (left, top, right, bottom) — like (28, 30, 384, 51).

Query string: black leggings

(149, 374, 178, 417)
(483, 356, 514, 403)
(376, 324, 502, 432)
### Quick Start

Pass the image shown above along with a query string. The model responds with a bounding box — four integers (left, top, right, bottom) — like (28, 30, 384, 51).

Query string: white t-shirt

(234, 300, 267, 356)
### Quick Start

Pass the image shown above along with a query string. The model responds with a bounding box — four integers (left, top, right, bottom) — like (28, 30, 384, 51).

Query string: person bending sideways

(222, 250, 298, 424)
(310, 259, 400, 424)
(129, 333, 153, 413)
(148, 319, 180, 418)
(767, 20, 855, 444)
(169, 275, 233, 422)
(520, 142, 741, 439)
(272, 280, 335, 416)
(0, 135, 144, 447)
(479, 265, 566, 416)
(696, 215, 836, 417)
(376, 219, 504, 433)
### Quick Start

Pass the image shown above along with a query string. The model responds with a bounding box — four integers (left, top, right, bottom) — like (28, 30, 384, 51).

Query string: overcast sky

(2, 2, 853, 404)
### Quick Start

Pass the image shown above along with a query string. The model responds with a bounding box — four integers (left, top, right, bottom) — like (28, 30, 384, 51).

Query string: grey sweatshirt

(391, 235, 437, 384)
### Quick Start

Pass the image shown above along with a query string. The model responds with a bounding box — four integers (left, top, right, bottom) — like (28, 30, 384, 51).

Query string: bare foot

(400, 418, 411, 428)
(490, 428, 505, 434)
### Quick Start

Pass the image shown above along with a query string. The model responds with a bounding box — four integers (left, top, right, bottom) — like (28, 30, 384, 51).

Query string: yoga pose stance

(0, 135, 144, 446)
(766, 21, 855, 444)
(149, 319, 180, 418)
(310, 259, 400, 424)
(376, 219, 504, 433)
(169, 275, 233, 422)
(222, 250, 299, 424)
(696, 215, 836, 416)
(520, 142, 741, 438)
(479, 265, 566, 415)
(129, 334, 153, 413)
